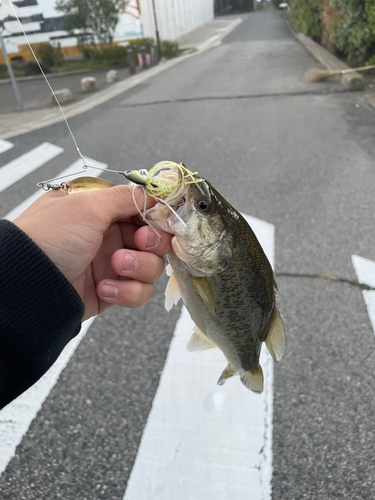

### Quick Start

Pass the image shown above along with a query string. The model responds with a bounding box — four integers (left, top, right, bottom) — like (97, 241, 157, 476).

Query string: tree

(56, 0, 128, 50)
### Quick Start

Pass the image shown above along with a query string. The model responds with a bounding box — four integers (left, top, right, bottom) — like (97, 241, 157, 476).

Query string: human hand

(14, 184, 172, 321)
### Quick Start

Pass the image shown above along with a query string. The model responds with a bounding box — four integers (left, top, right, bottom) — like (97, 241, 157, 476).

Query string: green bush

(37, 42, 64, 67)
(160, 40, 180, 58)
(37, 43, 55, 67)
(330, 0, 375, 60)
(288, 0, 322, 40)
(85, 37, 180, 66)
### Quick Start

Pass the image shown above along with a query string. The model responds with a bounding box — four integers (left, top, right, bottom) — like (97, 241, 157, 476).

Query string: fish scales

(141, 163, 285, 393)
(169, 195, 274, 373)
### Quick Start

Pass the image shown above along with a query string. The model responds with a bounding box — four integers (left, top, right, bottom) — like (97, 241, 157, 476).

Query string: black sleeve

(0, 220, 85, 409)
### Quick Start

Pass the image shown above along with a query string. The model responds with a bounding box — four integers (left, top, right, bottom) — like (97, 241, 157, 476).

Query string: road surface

(1, 10, 375, 500)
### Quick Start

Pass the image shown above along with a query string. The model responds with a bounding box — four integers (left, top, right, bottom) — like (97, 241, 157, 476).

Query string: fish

(127, 163, 285, 393)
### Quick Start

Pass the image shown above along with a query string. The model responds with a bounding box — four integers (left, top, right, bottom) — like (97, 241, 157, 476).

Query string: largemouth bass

(128, 163, 285, 393)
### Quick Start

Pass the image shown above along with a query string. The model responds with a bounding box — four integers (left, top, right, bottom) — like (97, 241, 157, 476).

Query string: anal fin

(264, 307, 285, 362)
(240, 366, 264, 394)
(164, 265, 181, 311)
(217, 364, 235, 386)
(186, 326, 217, 352)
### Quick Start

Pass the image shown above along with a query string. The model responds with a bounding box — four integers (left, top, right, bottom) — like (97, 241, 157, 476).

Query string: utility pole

(150, 0, 161, 57)
(0, 27, 23, 110)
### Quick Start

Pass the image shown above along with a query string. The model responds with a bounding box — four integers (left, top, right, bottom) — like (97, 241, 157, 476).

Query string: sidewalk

(0, 16, 243, 140)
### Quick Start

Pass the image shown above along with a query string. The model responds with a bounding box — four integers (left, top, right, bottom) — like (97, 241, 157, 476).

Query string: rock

(52, 88, 73, 104)
(341, 73, 364, 91)
(81, 77, 97, 92)
(106, 69, 119, 83)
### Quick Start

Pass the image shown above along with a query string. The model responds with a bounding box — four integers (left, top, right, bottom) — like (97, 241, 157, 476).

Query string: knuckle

(126, 281, 154, 307)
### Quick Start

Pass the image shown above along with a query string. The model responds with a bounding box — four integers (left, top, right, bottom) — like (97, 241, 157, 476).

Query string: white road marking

(0, 143, 63, 194)
(4, 157, 108, 220)
(0, 157, 108, 475)
(352, 254, 375, 334)
(0, 140, 14, 154)
(0, 318, 95, 475)
(123, 214, 275, 500)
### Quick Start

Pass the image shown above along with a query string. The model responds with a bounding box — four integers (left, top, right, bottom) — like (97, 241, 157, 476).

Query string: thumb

(64, 184, 156, 228)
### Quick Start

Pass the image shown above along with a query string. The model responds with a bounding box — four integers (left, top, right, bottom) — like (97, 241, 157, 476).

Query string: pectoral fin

(240, 366, 264, 394)
(164, 265, 181, 312)
(186, 326, 217, 352)
(217, 364, 235, 385)
(264, 307, 285, 362)
(191, 276, 215, 314)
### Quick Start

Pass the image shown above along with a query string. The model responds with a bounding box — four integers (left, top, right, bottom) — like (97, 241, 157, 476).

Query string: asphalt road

(1, 10, 375, 499)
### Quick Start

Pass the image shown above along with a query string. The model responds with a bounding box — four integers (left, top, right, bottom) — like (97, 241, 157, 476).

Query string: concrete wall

(139, 0, 214, 41)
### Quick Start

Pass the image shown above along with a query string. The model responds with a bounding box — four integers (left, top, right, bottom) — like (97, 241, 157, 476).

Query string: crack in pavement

(276, 272, 374, 291)
(120, 89, 349, 108)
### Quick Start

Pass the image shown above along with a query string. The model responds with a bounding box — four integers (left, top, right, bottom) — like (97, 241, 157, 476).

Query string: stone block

(106, 69, 119, 83)
(52, 88, 73, 104)
(81, 77, 97, 92)
(341, 73, 364, 91)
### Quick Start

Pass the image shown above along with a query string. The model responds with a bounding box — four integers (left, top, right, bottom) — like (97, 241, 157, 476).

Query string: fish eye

(197, 200, 209, 211)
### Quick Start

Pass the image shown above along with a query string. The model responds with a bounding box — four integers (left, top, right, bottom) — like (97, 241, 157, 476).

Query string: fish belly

(167, 251, 261, 373)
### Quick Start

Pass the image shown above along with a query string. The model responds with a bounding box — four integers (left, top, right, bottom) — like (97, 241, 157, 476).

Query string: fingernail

(123, 252, 138, 271)
(146, 229, 160, 250)
(102, 282, 118, 299)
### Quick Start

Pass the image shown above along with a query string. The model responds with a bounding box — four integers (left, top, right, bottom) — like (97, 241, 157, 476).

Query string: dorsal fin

(164, 265, 181, 311)
(191, 276, 215, 314)
(264, 307, 285, 362)
(186, 326, 217, 351)
(240, 366, 264, 393)
(217, 364, 235, 385)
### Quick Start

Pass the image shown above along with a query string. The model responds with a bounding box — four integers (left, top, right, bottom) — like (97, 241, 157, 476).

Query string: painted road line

(0, 156, 108, 469)
(0, 143, 63, 194)
(4, 157, 108, 220)
(0, 158, 108, 475)
(352, 254, 375, 334)
(0, 318, 95, 475)
(0, 140, 14, 154)
(123, 214, 275, 500)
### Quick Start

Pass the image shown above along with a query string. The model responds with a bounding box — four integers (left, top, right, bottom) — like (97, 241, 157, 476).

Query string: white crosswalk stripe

(0, 153, 108, 474)
(0, 318, 95, 474)
(0, 142, 63, 194)
(0, 148, 275, 498)
(4, 156, 108, 220)
(123, 214, 275, 500)
(352, 255, 375, 335)
(0, 140, 14, 155)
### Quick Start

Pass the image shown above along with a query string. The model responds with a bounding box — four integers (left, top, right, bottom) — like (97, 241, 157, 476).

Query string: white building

(139, 0, 214, 41)
(0, 0, 142, 63)
(0, 0, 214, 63)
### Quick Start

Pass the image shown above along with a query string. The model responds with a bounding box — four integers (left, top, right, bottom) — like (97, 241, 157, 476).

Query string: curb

(294, 33, 364, 90)
(295, 32, 364, 91)
(0, 17, 243, 140)
(283, 13, 365, 92)
(0, 67, 96, 85)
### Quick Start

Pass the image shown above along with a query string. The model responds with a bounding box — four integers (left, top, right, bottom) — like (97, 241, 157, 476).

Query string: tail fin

(240, 366, 264, 394)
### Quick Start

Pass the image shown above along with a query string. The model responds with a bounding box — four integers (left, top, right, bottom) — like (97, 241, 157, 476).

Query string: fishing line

(131, 185, 162, 238)
(6, 0, 204, 224)
(7, 0, 86, 167)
